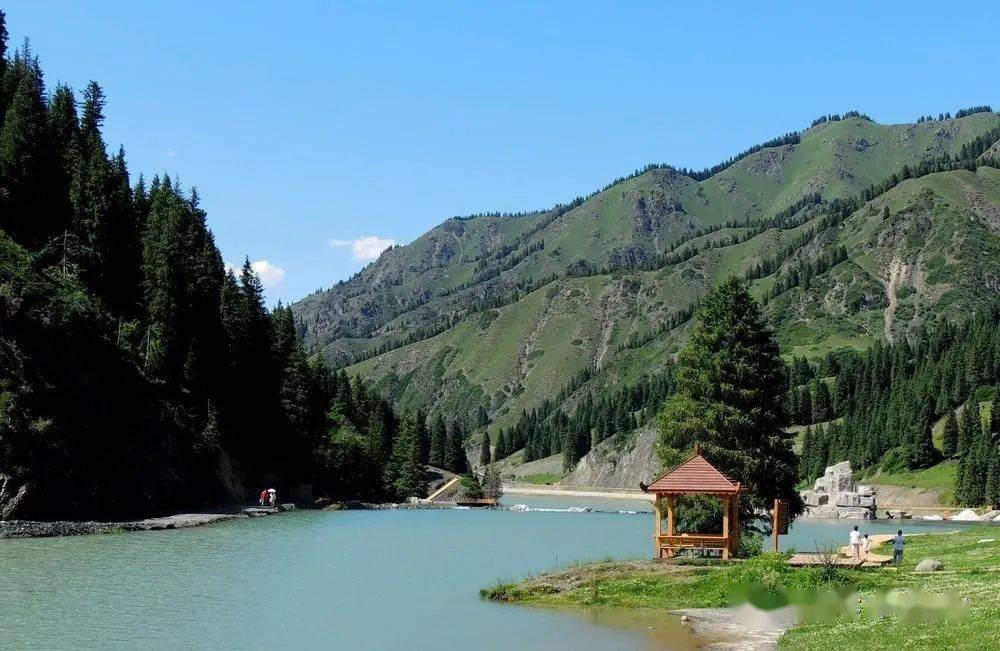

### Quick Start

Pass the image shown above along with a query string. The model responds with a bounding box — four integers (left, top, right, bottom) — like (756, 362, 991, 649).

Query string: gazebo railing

(656, 533, 728, 550)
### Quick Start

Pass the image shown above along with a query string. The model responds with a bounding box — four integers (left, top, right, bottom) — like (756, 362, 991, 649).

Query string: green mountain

(293, 111, 1000, 459)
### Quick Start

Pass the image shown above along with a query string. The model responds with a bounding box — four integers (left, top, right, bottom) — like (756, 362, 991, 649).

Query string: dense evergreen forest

(797, 309, 1000, 507)
(0, 14, 442, 519)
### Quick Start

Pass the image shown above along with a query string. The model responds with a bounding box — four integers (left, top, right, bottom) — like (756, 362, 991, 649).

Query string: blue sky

(6, 1, 999, 303)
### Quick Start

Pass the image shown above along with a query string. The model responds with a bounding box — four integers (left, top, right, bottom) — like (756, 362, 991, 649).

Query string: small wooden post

(772, 498, 781, 552)
(653, 494, 662, 558)
(721, 495, 730, 560)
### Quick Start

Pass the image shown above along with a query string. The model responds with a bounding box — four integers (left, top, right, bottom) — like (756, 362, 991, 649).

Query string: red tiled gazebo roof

(640, 444, 746, 495)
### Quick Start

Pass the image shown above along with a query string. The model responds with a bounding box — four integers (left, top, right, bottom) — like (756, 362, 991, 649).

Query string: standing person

(849, 525, 861, 559)
(259, 488, 268, 507)
(892, 530, 905, 566)
(268, 488, 277, 508)
(861, 534, 872, 561)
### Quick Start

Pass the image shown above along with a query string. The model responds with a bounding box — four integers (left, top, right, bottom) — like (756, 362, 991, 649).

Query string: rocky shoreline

(0, 499, 474, 539)
(0, 508, 288, 539)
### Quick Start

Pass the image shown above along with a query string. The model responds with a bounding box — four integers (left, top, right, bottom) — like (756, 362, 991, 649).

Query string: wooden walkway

(424, 476, 461, 502)
(788, 534, 894, 567)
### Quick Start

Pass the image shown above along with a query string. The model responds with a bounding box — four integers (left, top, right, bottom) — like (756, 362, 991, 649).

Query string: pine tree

(799, 425, 813, 479)
(904, 403, 938, 469)
(941, 411, 958, 458)
(479, 431, 492, 467)
(493, 429, 507, 461)
(958, 403, 979, 458)
(985, 447, 1000, 509)
(812, 381, 833, 422)
(428, 414, 446, 467)
(656, 276, 802, 527)
(390, 414, 426, 499)
(481, 464, 503, 500)
(445, 421, 467, 473)
(798, 386, 813, 424)
(413, 409, 429, 465)
(0, 44, 59, 247)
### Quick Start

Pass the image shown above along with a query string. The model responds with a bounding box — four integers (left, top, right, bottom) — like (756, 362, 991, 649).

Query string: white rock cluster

(800, 461, 876, 519)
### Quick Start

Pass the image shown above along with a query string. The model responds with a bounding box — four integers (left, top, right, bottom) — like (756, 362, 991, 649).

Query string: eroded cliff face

(561, 426, 662, 489)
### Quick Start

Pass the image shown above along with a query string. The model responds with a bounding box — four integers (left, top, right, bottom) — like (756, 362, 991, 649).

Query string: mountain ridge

(292, 109, 1000, 459)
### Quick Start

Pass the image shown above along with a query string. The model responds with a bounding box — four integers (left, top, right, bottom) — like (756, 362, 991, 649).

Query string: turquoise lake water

(0, 497, 982, 650)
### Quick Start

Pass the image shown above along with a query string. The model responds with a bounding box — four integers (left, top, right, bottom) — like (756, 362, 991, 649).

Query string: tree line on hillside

(492, 368, 676, 470)
(916, 106, 993, 123)
(0, 15, 435, 519)
(809, 110, 873, 127)
(798, 308, 1000, 507)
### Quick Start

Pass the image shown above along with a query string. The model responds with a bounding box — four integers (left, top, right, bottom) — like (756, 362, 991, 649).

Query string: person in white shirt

(849, 525, 861, 558)
(861, 533, 872, 560)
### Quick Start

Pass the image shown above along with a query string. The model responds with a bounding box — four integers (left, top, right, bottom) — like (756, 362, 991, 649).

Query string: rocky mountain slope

(292, 111, 1000, 461)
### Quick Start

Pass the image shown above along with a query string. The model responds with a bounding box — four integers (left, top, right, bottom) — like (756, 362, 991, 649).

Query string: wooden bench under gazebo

(640, 443, 747, 560)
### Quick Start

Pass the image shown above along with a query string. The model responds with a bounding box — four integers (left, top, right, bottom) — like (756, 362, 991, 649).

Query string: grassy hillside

(292, 111, 1000, 445)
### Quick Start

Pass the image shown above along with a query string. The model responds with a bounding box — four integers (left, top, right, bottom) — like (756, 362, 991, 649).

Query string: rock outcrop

(800, 461, 876, 519)
(561, 426, 661, 489)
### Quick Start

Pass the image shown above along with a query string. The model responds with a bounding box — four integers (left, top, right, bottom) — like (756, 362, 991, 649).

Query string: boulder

(915, 559, 943, 572)
(978, 510, 1000, 522)
(857, 485, 875, 497)
(825, 461, 856, 493)
(858, 496, 876, 508)
(839, 508, 874, 520)
(951, 509, 980, 522)
(922, 514, 943, 521)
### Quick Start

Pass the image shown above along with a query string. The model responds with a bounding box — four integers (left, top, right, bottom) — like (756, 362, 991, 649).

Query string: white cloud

(225, 260, 287, 288)
(166, 146, 176, 158)
(328, 235, 397, 261)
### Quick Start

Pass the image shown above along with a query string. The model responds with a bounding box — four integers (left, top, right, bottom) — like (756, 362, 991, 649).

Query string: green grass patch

(484, 527, 1000, 650)
(860, 459, 957, 496)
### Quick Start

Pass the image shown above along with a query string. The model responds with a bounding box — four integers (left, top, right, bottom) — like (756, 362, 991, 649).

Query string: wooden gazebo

(640, 444, 747, 560)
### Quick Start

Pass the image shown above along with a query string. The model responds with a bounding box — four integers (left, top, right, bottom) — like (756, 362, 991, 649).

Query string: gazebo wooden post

(721, 495, 730, 560)
(653, 494, 662, 558)
(731, 496, 739, 556)
(666, 496, 676, 558)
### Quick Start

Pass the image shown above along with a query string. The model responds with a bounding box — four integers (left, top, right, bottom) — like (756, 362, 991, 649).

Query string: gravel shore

(0, 509, 282, 539)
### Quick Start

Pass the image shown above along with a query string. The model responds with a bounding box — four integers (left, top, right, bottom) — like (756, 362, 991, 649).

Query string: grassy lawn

(860, 460, 957, 504)
(483, 527, 1000, 649)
